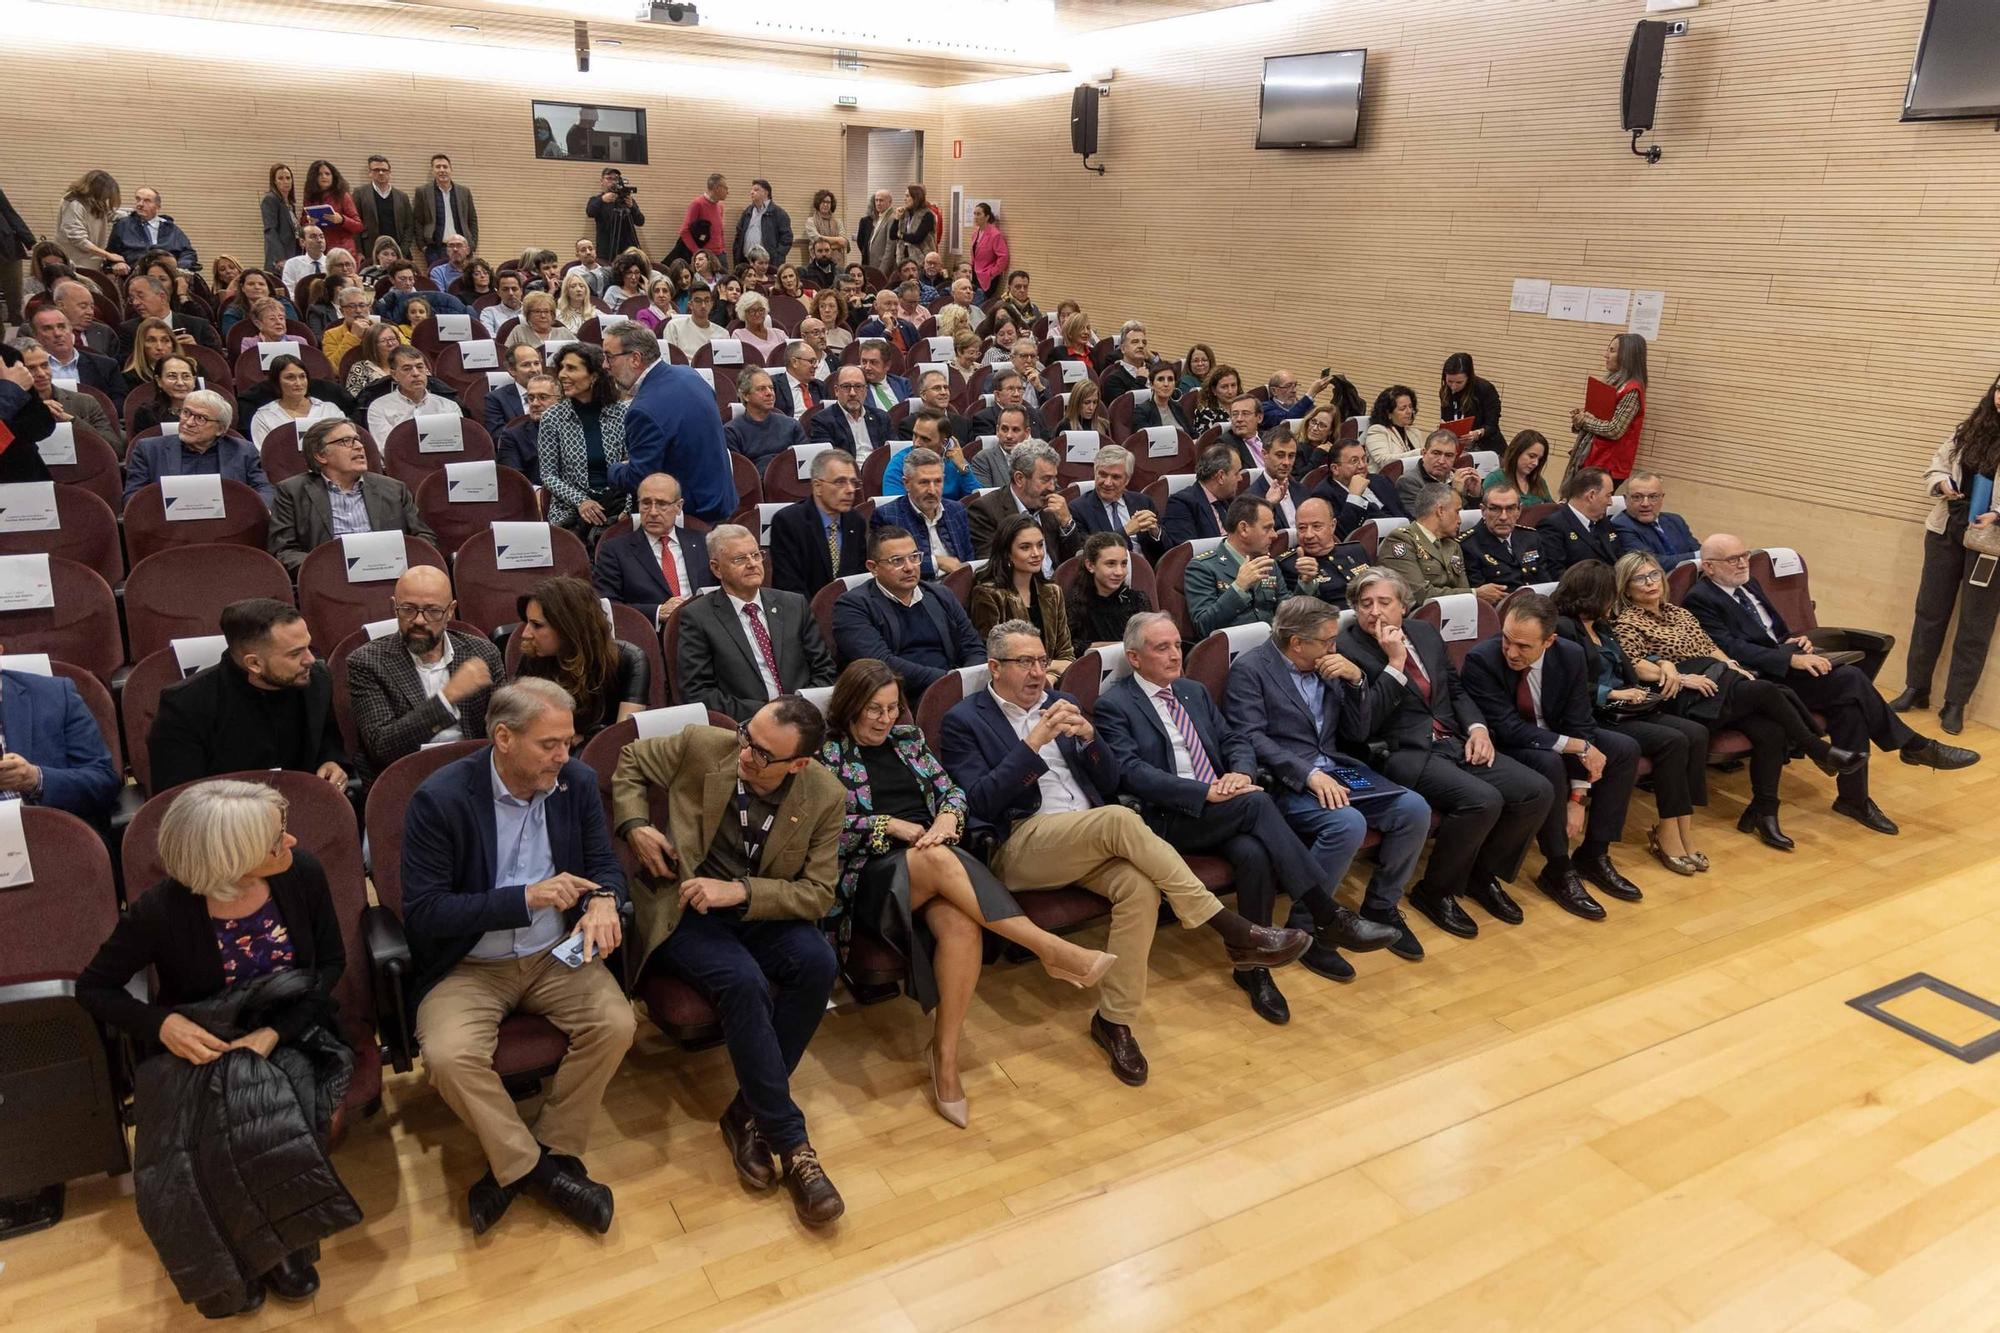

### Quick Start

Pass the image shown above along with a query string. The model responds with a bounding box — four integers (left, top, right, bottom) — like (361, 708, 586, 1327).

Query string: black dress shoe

(719, 1101, 778, 1191)
(263, 1251, 320, 1302)
(1408, 887, 1477, 939)
(1317, 905, 1399, 952)
(1090, 1012, 1149, 1086)
(1940, 701, 1966, 735)
(1889, 686, 1928, 713)
(1736, 808, 1795, 851)
(1360, 905, 1424, 961)
(468, 1168, 525, 1235)
(535, 1153, 614, 1234)
(197, 1281, 263, 1319)
(1901, 737, 1980, 770)
(1812, 744, 1866, 777)
(1576, 852, 1642, 903)
(1300, 937, 1357, 981)
(1832, 797, 1899, 835)
(1462, 876, 1524, 925)
(1234, 967, 1291, 1023)
(1223, 924, 1313, 969)
(780, 1144, 845, 1227)
(1535, 865, 1606, 921)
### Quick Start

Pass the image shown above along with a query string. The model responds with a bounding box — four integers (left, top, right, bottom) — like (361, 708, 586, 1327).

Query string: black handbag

(1671, 657, 1739, 723)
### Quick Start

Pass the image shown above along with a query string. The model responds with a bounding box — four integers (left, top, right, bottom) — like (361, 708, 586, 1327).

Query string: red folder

(1585, 376, 1622, 420)
(1439, 417, 1476, 440)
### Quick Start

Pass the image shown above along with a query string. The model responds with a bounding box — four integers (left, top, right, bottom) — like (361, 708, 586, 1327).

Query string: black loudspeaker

(1621, 20, 1671, 132)
(1070, 85, 1101, 156)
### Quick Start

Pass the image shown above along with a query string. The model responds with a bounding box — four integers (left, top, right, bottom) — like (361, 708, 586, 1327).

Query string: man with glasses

(364, 346, 456, 443)
(612, 697, 849, 1228)
(769, 448, 867, 597)
(604, 323, 739, 525)
(356, 154, 417, 262)
(1460, 482, 1547, 591)
(807, 364, 890, 465)
(679, 524, 836, 722)
(1685, 533, 1978, 835)
(346, 564, 503, 782)
(592, 472, 715, 627)
(940, 620, 1311, 1086)
(268, 417, 434, 571)
(832, 526, 986, 695)
(497, 371, 558, 478)
(482, 342, 543, 438)
(123, 387, 273, 507)
(1313, 437, 1408, 541)
(1609, 470, 1699, 564)
(1280, 498, 1370, 611)
(967, 440, 1081, 568)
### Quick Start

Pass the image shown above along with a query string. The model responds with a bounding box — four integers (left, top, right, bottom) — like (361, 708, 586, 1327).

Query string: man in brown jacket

(610, 697, 848, 1227)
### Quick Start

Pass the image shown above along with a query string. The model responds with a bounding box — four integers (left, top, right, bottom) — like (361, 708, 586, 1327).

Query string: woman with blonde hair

(933, 303, 972, 341)
(123, 317, 180, 386)
(554, 271, 598, 334)
(506, 291, 559, 349)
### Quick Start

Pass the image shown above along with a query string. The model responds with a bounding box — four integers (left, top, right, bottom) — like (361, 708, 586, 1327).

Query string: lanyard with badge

(736, 779, 776, 866)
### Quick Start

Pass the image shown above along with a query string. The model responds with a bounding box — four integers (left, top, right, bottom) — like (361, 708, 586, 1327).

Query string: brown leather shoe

(719, 1101, 777, 1192)
(1090, 1011, 1149, 1086)
(1223, 924, 1312, 969)
(780, 1144, 845, 1227)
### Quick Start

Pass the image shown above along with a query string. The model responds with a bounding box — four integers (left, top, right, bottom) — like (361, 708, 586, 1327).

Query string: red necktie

(799, 380, 814, 411)
(1515, 669, 1538, 725)
(741, 602, 782, 693)
(658, 536, 681, 598)
(1402, 650, 1449, 740)
(889, 325, 906, 353)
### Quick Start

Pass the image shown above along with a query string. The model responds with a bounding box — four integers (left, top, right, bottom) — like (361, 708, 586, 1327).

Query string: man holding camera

(586, 167, 645, 259)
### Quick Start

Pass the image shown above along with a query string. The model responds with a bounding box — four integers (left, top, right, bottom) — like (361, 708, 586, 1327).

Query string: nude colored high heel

(925, 1041, 968, 1129)
(1043, 949, 1117, 989)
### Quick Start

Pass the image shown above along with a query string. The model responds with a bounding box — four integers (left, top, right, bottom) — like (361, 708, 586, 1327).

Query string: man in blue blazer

(831, 527, 984, 693)
(602, 323, 736, 524)
(399, 679, 635, 1238)
(1460, 593, 1643, 920)
(1070, 444, 1165, 565)
(1311, 438, 1408, 540)
(591, 473, 717, 625)
(768, 450, 868, 597)
(937, 618, 1309, 1085)
(806, 366, 891, 460)
(0, 659, 120, 822)
(855, 340, 912, 414)
(1098, 611, 1398, 1024)
(854, 291, 919, 363)
(482, 343, 540, 437)
(870, 455, 974, 579)
(1161, 446, 1240, 549)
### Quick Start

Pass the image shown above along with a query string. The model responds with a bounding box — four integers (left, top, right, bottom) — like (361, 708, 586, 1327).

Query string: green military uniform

(1377, 520, 1471, 606)
(1184, 539, 1292, 637)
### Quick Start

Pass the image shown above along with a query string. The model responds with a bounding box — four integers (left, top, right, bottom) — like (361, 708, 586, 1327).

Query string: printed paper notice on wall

(1585, 288, 1631, 325)
(1628, 290, 1665, 340)
(1548, 286, 1590, 321)
(1509, 279, 1551, 314)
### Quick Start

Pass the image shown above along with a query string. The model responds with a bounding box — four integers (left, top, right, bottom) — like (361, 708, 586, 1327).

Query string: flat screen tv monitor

(1256, 49, 1366, 150)
(1903, 0, 2000, 120)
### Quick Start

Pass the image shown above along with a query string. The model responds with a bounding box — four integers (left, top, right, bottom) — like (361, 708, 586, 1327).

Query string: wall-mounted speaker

(1622, 20, 1672, 132)
(1070, 85, 1101, 157)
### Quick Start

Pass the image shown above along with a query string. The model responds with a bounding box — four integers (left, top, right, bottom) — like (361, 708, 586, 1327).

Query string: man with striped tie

(1094, 611, 1401, 1026)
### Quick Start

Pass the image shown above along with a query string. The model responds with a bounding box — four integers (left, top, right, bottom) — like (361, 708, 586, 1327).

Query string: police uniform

(1184, 539, 1292, 637)
(1279, 543, 1370, 609)
(1459, 522, 1546, 590)
(1377, 521, 1471, 606)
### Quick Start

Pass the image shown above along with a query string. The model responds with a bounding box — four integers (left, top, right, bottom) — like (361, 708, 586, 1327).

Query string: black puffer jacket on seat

(132, 968, 363, 1311)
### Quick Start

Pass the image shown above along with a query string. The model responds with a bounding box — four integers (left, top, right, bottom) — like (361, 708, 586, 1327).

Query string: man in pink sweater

(677, 172, 729, 266)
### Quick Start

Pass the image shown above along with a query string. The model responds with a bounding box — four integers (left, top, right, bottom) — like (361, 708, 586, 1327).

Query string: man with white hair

(51, 278, 120, 357)
(123, 386, 273, 505)
(677, 523, 837, 721)
(917, 251, 951, 305)
(108, 186, 199, 271)
(856, 289, 918, 355)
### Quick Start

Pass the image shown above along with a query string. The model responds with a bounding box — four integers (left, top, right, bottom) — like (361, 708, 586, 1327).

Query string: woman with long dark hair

(262, 163, 300, 270)
(299, 160, 362, 257)
(1570, 332, 1648, 484)
(1190, 363, 1242, 435)
(817, 659, 1113, 1127)
(222, 269, 296, 333)
(1484, 429, 1554, 505)
(513, 575, 648, 738)
(1364, 383, 1421, 468)
(1438, 351, 1503, 448)
(1067, 530, 1152, 648)
(1177, 343, 1215, 396)
(967, 513, 1074, 686)
(450, 257, 495, 303)
(1892, 372, 2000, 734)
(538, 343, 628, 535)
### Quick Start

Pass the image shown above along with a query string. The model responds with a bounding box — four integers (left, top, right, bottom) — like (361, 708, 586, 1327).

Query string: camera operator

(586, 167, 645, 258)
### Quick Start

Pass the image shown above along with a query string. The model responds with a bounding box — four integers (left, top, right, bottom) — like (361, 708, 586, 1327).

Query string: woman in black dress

(513, 575, 648, 739)
(818, 660, 1113, 1128)
(1068, 530, 1152, 648)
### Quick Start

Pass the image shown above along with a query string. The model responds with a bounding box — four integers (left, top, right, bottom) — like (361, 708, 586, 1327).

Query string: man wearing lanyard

(613, 699, 850, 1228)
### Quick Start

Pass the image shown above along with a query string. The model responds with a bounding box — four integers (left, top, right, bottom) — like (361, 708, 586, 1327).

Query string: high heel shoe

(1646, 827, 1698, 877)
(1687, 850, 1709, 873)
(925, 1040, 968, 1129)
(1043, 948, 1117, 989)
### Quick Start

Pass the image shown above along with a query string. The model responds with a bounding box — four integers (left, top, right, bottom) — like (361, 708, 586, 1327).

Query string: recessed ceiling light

(450, 22, 479, 31)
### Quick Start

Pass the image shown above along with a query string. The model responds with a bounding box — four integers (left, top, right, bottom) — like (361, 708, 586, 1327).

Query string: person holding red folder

(1438, 352, 1504, 447)
(1569, 334, 1648, 484)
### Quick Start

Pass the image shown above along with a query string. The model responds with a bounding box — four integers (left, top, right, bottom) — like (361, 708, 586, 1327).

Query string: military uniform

(1184, 539, 1292, 637)
(1279, 543, 1370, 609)
(1459, 523, 1547, 590)
(1377, 521, 1471, 606)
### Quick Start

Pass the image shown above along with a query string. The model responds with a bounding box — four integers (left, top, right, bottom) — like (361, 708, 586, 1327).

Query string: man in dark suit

(400, 679, 632, 1235)
(483, 342, 542, 438)
(1459, 482, 1548, 591)
(26, 306, 126, 411)
(147, 599, 349, 793)
(1337, 568, 1552, 945)
(1312, 437, 1408, 541)
(1071, 443, 1165, 565)
(806, 365, 891, 462)
(1685, 533, 1977, 834)
(1536, 467, 1623, 578)
(108, 187, 199, 270)
(855, 340, 911, 415)
(1161, 445, 1241, 549)
(965, 440, 1084, 569)
(831, 527, 985, 695)
(592, 473, 717, 626)
(893, 370, 972, 443)
(768, 449, 867, 597)
(118, 273, 220, 355)
(267, 418, 434, 572)
(356, 154, 418, 260)
(1393, 429, 1483, 515)
(1215, 394, 1270, 472)
(963, 368, 1029, 443)
(677, 524, 837, 722)
(1095, 325, 1154, 404)
(1280, 499, 1370, 610)
(854, 290, 919, 362)
(730, 178, 793, 266)
(1460, 593, 1644, 919)
(497, 373, 556, 478)
(0, 651, 120, 822)
(411, 153, 479, 265)
(344, 565, 503, 782)
(938, 619, 1309, 1086)
(771, 340, 825, 422)
(1250, 430, 1309, 530)
(50, 279, 120, 359)
(870, 449, 974, 579)
(1101, 611, 1399, 1022)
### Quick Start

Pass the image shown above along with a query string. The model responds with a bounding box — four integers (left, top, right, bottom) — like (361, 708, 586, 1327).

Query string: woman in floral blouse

(818, 659, 1114, 1128)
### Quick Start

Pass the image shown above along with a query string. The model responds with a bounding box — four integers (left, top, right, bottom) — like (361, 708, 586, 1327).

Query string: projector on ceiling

(637, 2, 699, 25)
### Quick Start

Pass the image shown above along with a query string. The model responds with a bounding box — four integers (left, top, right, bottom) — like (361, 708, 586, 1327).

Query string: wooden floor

(9, 706, 2000, 1331)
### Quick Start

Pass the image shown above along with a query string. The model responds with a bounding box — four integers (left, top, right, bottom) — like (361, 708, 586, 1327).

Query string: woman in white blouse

(249, 354, 342, 449)
(1363, 383, 1424, 469)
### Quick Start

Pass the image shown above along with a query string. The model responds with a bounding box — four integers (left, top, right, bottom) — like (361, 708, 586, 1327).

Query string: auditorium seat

(123, 544, 293, 662)
(43, 426, 124, 513)
(914, 663, 990, 749)
(811, 573, 871, 663)
(0, 556, 122, 681)
(413, 463, 540, 556)
(121, 478, 270, 565)
(1155, 537, 1223, 643)
(761, 444, 831, 505)
(295, 534, 449, 651)
(257, 421, 384, 486)
(729, 449, 764, 510)
(0, 487, 123, 587)
(1410, 593, 1498, 671)
(1056, 643, 1130, 712)
(1750, 548, 1894, 682)
(382, 417, 497, 488)
(447, 522, 591, 634)
(229, 342, 334, 394)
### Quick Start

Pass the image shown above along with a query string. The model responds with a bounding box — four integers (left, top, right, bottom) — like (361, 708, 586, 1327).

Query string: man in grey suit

(268, 418, 435, 572)
(966, 406, 1036, 490)
(345, 565, 504, 782)
(677, 523, 837, 722)
(965, 440, 1083, 569)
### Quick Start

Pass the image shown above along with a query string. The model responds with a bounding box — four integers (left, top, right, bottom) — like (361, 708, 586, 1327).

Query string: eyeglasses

(1706, 553, 1751, 567)
(858, 702, 899, 722)
(392, 602, 452, 621)
(876, 553, 922, 568)
(1626, 570, 1663, 586)
(322, 434, 363, 450)
(994, 654, 1052, 670)
(178, 408, 216, 425)
(737, 722, 803, 767)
